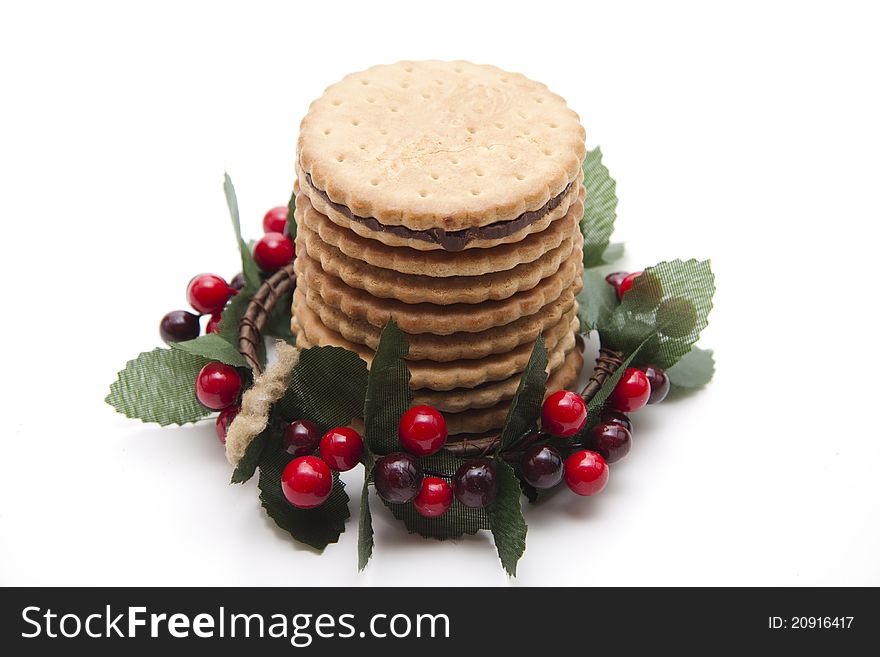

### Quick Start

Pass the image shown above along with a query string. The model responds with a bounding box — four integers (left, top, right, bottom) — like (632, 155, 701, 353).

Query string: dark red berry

(453, 459, 498, 508)
(609, 367, 651, 413)
(374, 453, 423, 503)
(283, 420, 320, 457)
(589, 423, 632, 463)
(215, 405, 240, 444)
(617, 271, 642, 299)
(398, 405, 448, 456)
(520, 444, 564, 489)
(642, 364, 670, 404)
(194, 361, 241, 409)
(229, 272, 245, 291)
(413, 477, 453, 518)
(600, 408, 632, 433)
(187, 274, 232, 314)
(262, 206, 289, 234)
(281, 456, 332, 509)
(564, 450, 609, 496)
(253, 232, 295, 273)
(605, 271, 629, 295)
(319, 427, 364, 472)
(159, 310, 200, 344)
(541, 390, 588, 437)
(205, 313, 222, 334)
(656, 297, 697, 338)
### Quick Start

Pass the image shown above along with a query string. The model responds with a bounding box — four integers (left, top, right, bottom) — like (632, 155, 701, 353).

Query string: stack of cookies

(291, 61, 587, 438)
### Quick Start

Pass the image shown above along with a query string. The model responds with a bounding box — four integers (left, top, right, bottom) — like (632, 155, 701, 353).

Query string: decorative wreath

(107, 148, 715, 575)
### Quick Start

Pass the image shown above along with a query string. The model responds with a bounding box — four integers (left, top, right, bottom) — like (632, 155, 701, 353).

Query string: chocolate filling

(304, 172, 572, 252)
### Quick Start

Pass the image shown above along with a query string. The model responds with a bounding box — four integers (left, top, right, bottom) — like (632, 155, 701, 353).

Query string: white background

(1, 0, 878, 587)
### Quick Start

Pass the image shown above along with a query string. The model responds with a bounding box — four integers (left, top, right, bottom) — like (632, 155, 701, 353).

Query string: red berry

(215, 405, 240, 444)
(229, 272, 245, 291)
(398, 405, 448, 456)
(541, 390, 588, 437)
(600, 408, 632, 433)
(617, 271, 643, 299)
(589, 422, 632, 463)
(609, 368, 651, 412)
(205, 313, 222, 334)
(319, 427, 364, 471)
(520, 444, 564, 489)
(374, 453, 423, 503)
(195, 361, 241, 409)
(159, 310, 200, 344)
(281, 456, 332, 509)
(452, 459, 498, 508)
(187, 274, 232, 314)
(642, 364, 670, 404)
(564, 450, 609, 496)
(605, 271, 629, 296)
(283, 420, 320, 457)
(253, 232, 294, 273)
(262, 206, 289, 234)
(413, 477, 453, 518)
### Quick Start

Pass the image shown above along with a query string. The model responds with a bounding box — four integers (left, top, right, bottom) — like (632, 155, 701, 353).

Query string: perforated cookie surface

(298, 60, 586, 231)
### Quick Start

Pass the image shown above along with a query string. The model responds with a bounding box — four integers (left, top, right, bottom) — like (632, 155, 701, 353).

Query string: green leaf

(230, 422, 273, 484)
(286, 187, 297, 240)
(171, 333, 248, 367)
(601, 242, 625, 264)
(216, 289, 250, 347)
(363, 320, 412, 454)
(489, 460, 528, 576)
(380, 452, 490, 539)
(263, 289, 295, 341)
(600, 259, 715, 370)
(358, 478, 374, 571)
(277, 346, 368, 431)
(667, 346, 715, 389)
(577, 268, 619, 333)
(106, 348, 211, 426)
(581, 147, 619, 268)
(257, 431, 350, 550)
(224, 173, 262, 294)
(498, 337, 548, 451)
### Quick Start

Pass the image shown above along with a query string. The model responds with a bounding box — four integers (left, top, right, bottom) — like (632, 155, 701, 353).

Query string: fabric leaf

(286, 188, 297, 240)
(223, 173, 262, 294)
(489, 459, 528, 576)
(667, 346, 715, 389)
(601, 242, 625, 264)
(577, 268, 619, 333)
(498, 337, 548, 451)
(358, 478, 374, 571)
(580, 147, 619, 268)
(106, 348, 210, 426)
(276, 346, 368, 432)
(230, 422, 273, 484)
(262, 289, 295, 341)
(257, 431, 350, 550)
(171, 333, 248, 367)
(363, 320, 412, 454)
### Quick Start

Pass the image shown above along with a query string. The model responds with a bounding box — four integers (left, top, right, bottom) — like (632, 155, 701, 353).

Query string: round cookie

(295, 284, 578, 361)
(292, 247, 584, 336)
(297, 60, 586, 233)
(294, 183, 585, 275)
(442, 346, 585, 435)
(296, 220, 580, 305)
(292, 297, 577, 391)
(296, 164, 583, 251)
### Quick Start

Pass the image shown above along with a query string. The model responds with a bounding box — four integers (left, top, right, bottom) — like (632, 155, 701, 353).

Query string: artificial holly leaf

(286, 187, 297, 240)
(257, 431, 350, 550)
(489, 460, 528, 576)
(216, 289, 250, 347)
(581, 147, 619, 268)
(171, 333, 248, 368)
(600, 259, 715, 370)
(498, 337, 548, 451)
(230, 421, 273, 484)
(577, 268, 618, 333)
(262, 289, 295, 342)
(277, 345, 368, 431)
(381, 451, 490, 540)
(106, 348, 210, 426)
(363, 320, 412, 454)
(667, 346, 715, 389)
(224, 173, 262, 294)
(601, 242, 625, 264)
(358, 478, 374, 571)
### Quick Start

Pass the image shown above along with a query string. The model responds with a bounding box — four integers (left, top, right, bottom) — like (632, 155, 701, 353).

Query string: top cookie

(298, 61, 586, 232)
